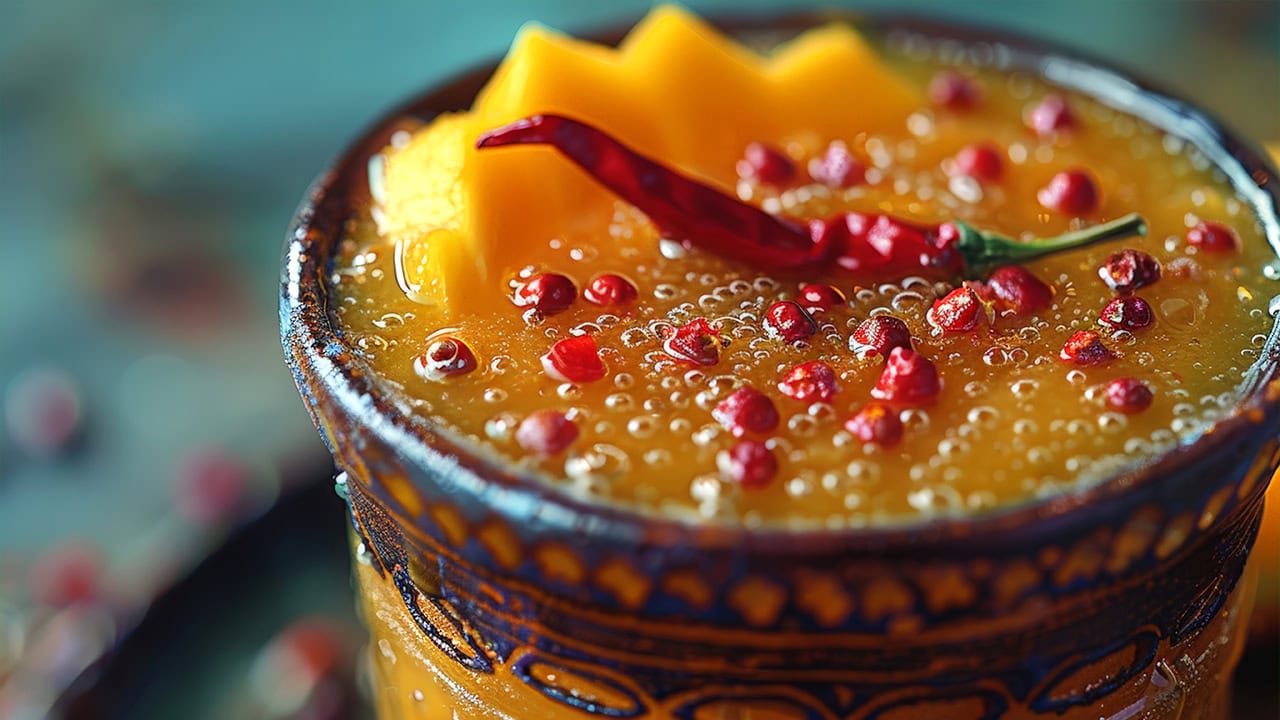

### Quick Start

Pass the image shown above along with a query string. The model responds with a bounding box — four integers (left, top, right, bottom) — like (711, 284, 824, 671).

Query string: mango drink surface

(327, 10, 1276, 529)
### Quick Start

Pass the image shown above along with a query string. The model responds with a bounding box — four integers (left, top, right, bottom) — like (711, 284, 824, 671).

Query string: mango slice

(374, 5, 921, 314)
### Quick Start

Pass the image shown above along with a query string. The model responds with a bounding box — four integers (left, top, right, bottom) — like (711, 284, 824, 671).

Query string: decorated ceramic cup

(282, 11, 1280, 720)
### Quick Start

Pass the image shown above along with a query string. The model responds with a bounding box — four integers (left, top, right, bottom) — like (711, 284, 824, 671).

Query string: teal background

(0, 1, 1276, 716)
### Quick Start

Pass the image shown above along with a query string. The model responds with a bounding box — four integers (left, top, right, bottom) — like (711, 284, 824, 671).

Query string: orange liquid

(331, 56, 1275, 526)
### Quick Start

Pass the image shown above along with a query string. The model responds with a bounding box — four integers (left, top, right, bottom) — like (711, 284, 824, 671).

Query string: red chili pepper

(477, 115, 1147, 281)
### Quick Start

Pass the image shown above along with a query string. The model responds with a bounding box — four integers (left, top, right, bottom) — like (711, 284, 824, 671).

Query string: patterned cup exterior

(282, 15, 1280, 719)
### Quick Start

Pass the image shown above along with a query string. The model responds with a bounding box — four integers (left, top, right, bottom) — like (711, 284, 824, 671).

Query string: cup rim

(281, 11, 1280, 554)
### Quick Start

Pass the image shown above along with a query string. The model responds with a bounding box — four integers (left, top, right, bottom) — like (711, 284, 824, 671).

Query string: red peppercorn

(1038, 169, 1099, 215)
(850, 315, 912, 358)
(797, 283, 845, 313)
(514, 273, 577, 316)
(718, 440, 778, 489)
(737, 142, 796, 186)
(1099, 249, 1161, 293)
(712, 387, 780, 438)
(414, 336, 478, 381)
(175, 448, 249, 526)
(516, 410, 579, 455)
(870, 347, 941, 405)
(30, 541, 101, 608)
(950, 142, 1004, 182)
(264, 618, 348, 684)
(809, 141, 865, 188)
(1186, 221, 1238, 254)
(1059, 330, 1116, 365)
(583, 273, 638, 307)
(1029, 94, 1076, 135)
(660, 318, 722, 366)
(5, 367, 83, 459)
(928, 286, 988, 333)
(845, 404, 904, 447)
(541, 335, 606, 383)
(1098, 296, 1154, 331)
(984, 266, 1053, 315)
(763, 300, 818, 343)
(1105, 378, 1154, 414)
(777, 361, 841, 404)
(928, 70, 981, 109)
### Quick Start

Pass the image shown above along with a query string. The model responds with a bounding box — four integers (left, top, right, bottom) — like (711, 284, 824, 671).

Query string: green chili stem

(956, 213, 1148, 276)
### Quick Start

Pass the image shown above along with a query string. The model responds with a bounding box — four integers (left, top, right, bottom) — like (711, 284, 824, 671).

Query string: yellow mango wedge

(375, 5, 921, 315)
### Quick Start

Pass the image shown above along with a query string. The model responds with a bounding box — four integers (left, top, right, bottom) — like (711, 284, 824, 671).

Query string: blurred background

(1, 1, 1277, 718)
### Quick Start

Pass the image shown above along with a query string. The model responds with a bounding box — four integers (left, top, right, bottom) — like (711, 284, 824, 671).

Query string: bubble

(643, 448, 672, 467)
(1066, 419, 1092, 436)
(692, 424, 721, 446)
(891, 290, 928, 312)
(620, 328, 650, 348)
(1011, 379, 1039, 399)
(966, 406, 999, 427)
(937, 438, 970, 457)
(565, 444, 630, 488)
(845, 460, 878, 483)
(788, 414, 818, 437)
(786, 475, 814, 498)
(484, 414, 518, 440)
(627, 415, 658, 439)
(690, 474, 722, 502)
(604, 393, 634, 412)
(483, 388, 508, 403)
(807, 403, 837, 423)
(654, 284, 679, 301)
(900, 408, 930, 431)
(982, 347, 1008, 366)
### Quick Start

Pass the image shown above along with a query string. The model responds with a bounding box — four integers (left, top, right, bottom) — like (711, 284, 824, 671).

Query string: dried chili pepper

(477, 115, 1147, 282)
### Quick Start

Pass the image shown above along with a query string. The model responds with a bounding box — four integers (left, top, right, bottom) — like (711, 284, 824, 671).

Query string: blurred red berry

(713, 387, 779, 438)
(951, 142, 1004, 182)
(1105, 378, 1154, 414)
(928, 71, 980, 109)
(845, 404, 904, 446)
(1038, 170, 1099, 215)
(1186, 221, 1238, 253)
(516, 410, 578, 455)
(718, 440, 777, 489)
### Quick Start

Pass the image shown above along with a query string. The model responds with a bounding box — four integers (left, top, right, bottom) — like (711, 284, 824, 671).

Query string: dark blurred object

(56, 481, 368, 720)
